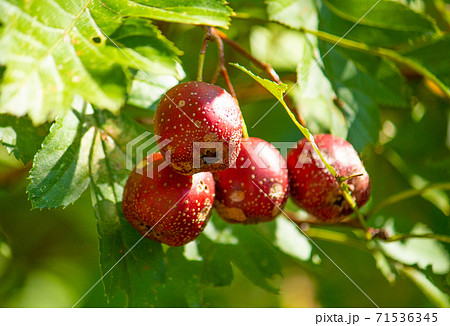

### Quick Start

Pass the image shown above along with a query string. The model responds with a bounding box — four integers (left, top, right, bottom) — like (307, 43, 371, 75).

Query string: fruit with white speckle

(154, 81, 242, 175)
(122, 152, 215, 246)
(214, 137, 289, 224)
(287, 134, 370, 222)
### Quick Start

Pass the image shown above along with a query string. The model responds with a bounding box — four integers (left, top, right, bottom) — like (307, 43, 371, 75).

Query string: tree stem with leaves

(209, 28, 249, 138)
(212, 27, 307, 126)
(299, 27, 449, 99)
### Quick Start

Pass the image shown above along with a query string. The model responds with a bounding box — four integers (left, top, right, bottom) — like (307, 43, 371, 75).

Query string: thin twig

(212, 27, 307, 126)
(210, 28, 249, 138)
(211, 29, 236, 98)
(197, 26, 212, 82)
(284, 209, 363, 227)
(383, 233, 450, 243)
(213, 28, 281, 83)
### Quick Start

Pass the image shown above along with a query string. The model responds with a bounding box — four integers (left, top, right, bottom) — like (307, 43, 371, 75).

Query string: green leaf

(163, 247, 203, 307)
(266, 0, 318, 30)
(314, 48, 382, 150)
(0, 114, 49, 163)
(230, 63, 287, 100)
(319, 51, 400, 150)
(127, 71, 182, 110)
(202, 218, 282, 293)
(88, 108, 166, 306)
(105, 18, 184, 76)
(323, 0, 437, 33)
(379, 222, 450, 275)
(318, 2, 432, 48)
(98, 0, 233, 28)
(229, 226, 283, 294)
(291, 38, 347, 137)
(197, 236, 234, 287)
(249, 25, 311, 71)
(399, 266, 450, 307)
(372, 250, 396, 284)
(27, 103, 94, 209)
(335, 85, 381, 151)
(0, 0, 182, 124)
(26, 99, 151, 210)
(274, 218, 312, 261)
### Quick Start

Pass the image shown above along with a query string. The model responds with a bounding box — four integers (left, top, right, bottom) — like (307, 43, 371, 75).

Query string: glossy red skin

(154, 81, 242, 175)
(122, 152, 215, 247)
(214, 137, 289, 224)
(287, 134, 371, 222)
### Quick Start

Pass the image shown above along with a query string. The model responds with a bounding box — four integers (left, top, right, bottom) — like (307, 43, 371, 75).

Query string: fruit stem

(197, 26, 212, 82)
(340, 183, 368, 231)
(212, 27, 306, 126)
(210, 28, 249, 138)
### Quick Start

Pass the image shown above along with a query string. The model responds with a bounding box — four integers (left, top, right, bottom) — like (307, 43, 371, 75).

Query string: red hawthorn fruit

(287, 134, 371, 222)
(214, 137, 289, 224)
(122, 152, 215, 247)
(154, 81, 242, 175)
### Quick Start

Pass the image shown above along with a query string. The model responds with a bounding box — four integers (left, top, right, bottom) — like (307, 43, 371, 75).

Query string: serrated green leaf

(337, 86, 381, 151)
(99, 0, 232, 28)
(197, 235, 234, 287)
(399, 266, 450, 307)
(323, 0, 437, 33)
(88, 108, 166, 306)
(372, 250, 396, 284)
(342, 51, 410, 108)
(163, 247, 203, 307)
(319, 48, 391, 150)
(27, 105, 94, 209)
(105, 18, 184, 76)
(0, 114, 49, 163)
(0, 0, 182, 124)
(229, 226, 283, 293)
(266, 0, 317, 30)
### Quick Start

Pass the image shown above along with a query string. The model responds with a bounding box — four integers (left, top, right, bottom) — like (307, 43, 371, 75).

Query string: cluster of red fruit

(122, 82, 370, 246)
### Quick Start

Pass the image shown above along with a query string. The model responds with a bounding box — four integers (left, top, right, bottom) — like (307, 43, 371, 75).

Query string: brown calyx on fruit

(214, 201, 248, 223)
